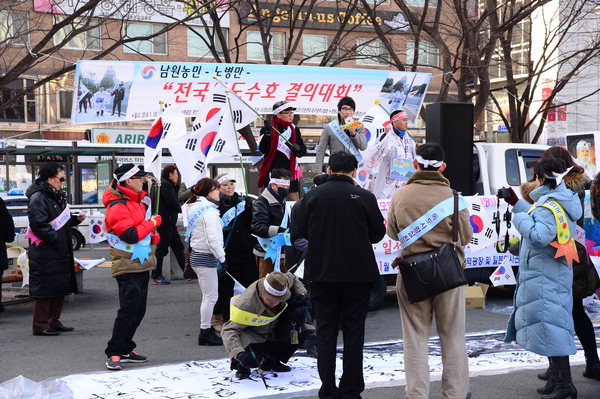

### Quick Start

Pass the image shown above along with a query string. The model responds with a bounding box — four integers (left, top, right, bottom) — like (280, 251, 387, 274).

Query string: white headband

(263, 274, 288, 297)
(217, 175, 235, 185)
(273, 103, 294, 114)
(270, 178, 290, 186)
(113, 166, 140, 183)
(544, 166, 573, 185)
(416, 155, 444, 168)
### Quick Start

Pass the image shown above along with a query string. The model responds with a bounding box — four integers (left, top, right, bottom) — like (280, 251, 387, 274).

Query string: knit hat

(257, 272, 291, 303)
(337, 96, 356, 111)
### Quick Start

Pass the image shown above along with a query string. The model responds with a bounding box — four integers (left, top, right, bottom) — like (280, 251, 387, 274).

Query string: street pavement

(1, 246, 599, 398)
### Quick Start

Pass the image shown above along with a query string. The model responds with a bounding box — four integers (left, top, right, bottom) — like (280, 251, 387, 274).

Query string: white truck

(367, 142, 548, 309)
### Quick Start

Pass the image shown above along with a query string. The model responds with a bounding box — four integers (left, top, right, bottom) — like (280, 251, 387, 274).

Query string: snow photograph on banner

(72, 61, 431, 124)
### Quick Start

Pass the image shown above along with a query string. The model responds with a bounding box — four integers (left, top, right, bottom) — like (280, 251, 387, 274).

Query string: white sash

(328, 120, 362, 161)
(49, 205, 71, 231)
(185, 202, 218, 240)
(276, 127, 292, 159)
(221, 201, 246, 227)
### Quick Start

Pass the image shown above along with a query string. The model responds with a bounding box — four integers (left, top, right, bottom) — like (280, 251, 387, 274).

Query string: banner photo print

(72, 61, 431, 125)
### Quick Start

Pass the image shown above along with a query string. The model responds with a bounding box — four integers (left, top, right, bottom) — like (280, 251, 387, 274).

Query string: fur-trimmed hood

(520, 169, 589, 205)
(563, 169, 589, 196)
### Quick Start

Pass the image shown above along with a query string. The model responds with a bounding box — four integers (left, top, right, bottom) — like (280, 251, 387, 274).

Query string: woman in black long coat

(26, 163, 84, 336)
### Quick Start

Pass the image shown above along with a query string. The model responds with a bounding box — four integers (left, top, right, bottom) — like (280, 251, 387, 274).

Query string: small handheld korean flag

(88, 216, 106, 243)
(489, 258, 517, 287)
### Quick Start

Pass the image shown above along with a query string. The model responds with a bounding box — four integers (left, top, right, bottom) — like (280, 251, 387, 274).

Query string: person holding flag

(184, 178, 226, 346)
(212, 173, 257, 333)
(257, 101, 306, 201)
(502, 157, 582, 399)
(314, 96, 367, 174)
(102, 163, 162, 371)
(252, 168, 293, 278)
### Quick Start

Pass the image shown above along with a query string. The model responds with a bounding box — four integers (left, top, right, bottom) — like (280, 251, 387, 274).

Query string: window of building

(53, 17, 101, 50)
(247, 31, 285, 62)
(59, 91, 73, 119)
(124, 23, 167, 55)
(326, 0, 390, 4)
(0, 10, 29, 46)
(188, 27, 228, 58)
(356, 38, 389, 66)
(489, 18, 530, 80)
(405, 0, 438, 6)
(0, 79, 36, 123)
(406, 40, 439, 68)
(303, 35, 329, 64)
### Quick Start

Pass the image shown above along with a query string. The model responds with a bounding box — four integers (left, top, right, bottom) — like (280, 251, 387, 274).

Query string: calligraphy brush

(250, 348, 268, 389)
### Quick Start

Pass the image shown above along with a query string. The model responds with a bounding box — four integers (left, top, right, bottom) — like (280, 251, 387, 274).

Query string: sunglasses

(59, 177, 66, 183)
(279, 111, 294, 115)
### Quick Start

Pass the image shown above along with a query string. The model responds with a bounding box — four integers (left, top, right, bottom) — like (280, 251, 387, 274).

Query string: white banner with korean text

(72, 61, 431, 125)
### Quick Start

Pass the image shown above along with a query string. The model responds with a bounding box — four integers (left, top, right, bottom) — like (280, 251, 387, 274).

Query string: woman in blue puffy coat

(503, 158, 582, 399)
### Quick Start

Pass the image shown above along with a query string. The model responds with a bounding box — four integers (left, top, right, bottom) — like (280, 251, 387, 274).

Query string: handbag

(397, 190, 468, 304)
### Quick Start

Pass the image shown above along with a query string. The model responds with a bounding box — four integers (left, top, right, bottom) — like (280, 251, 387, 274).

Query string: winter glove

(498, 187, 519, 206)
(287, 294, 307, 307)
(151, 233, 160, 245)
(287, 143, 301, 155)
(236, 351, 259, 369)
(150, 214, 162, 228)
(217, 261, 229, 278)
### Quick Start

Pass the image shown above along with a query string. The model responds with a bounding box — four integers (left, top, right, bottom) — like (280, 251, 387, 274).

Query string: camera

(497, 187, 512, 199)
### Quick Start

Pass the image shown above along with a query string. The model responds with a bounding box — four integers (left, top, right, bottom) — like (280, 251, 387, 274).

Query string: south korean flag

(88, 216, 106, 243)
(467, 196, 495, 252)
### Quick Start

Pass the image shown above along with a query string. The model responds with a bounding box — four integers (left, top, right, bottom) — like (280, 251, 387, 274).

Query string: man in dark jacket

(0, 197, 15, 314)
(252, 168, 292, 278)
(153, 165, 186, 284)
(111, 82, 126, 117)
(257, 100, 306, 200)
(26, 163, 85, 336)
(291, 151, 386, 399)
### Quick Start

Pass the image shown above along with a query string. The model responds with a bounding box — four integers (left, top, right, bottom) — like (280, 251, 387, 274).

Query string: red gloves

(151, 233, 160, 245)
(150, 215, 162, 228)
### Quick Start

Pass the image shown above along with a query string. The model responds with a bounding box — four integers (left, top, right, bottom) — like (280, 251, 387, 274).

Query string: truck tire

(369, 275, 387, 311)
(71, 228, 84, 251)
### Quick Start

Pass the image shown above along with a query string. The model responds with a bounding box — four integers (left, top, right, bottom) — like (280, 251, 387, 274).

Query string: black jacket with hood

(26, 180, 80, 298)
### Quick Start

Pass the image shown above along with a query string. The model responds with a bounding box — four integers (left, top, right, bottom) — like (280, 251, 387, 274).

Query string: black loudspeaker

(425, 102, 474, 195)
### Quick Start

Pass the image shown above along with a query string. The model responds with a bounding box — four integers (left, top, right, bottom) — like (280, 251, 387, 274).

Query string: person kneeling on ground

(221, 271, 312, 379)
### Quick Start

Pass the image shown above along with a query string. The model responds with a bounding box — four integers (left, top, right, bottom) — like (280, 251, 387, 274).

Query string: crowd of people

(1, 96, 599, 399)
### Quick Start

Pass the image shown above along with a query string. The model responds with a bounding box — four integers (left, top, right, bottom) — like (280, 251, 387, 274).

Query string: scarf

(257, 116, 298, 187)
(393, 127, 407, 139)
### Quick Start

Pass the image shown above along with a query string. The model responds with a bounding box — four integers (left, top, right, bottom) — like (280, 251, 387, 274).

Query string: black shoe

(538, 366, 551, 380)
(198, 328, 223, 346)
(52, 324, 74, 332)
(236, 365, 250, 379)
(262, 359, 291, 372)
(33, 329, 60, 336)
(583, 359, 600, 380)
(541, 356, 577, 399)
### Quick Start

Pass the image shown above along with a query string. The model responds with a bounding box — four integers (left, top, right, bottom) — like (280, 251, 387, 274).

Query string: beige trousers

(396, 273, 469, 399)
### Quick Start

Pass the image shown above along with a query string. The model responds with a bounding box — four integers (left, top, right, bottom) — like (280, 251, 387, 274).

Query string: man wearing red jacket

(102, 164, 162, 371)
